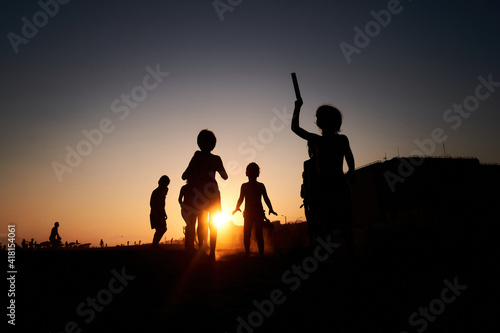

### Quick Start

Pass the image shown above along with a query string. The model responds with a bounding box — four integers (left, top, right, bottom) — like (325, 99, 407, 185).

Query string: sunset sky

(1, 0, 499, 246)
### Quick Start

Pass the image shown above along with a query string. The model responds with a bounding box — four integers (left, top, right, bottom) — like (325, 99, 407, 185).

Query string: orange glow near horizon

(214, 212, 231, 228)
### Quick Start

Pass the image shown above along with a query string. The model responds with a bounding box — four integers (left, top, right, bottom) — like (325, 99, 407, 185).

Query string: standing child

(150, 175, 170, 251)
(178, 178, 198, 252)
(301, 141, 322, 247)
(291, 99, 355, 253)
(182, 129, 228, 260)
(233, 162, 277, 258)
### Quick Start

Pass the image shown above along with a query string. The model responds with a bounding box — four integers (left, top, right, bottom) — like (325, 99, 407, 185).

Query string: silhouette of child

(150, 175, 170, 251)
(233, 162, 277, 257)
(182, 129, 228, 259)
(178, 178, 198, 252)
(292, 99, 355, 252)
(301, 141, 322, 247)
(49, 222, 62, 248)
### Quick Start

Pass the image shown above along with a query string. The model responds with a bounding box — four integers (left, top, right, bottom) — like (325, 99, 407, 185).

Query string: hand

(269, 209, 277, 216)
(295, 99, 303, 108)
(232, 208, 241, 215)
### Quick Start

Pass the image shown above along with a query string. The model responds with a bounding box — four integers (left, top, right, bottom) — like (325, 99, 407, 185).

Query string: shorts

(150, 213, 167, 230)
(196, 188, 222, 214)
(207, 194, 222, 214)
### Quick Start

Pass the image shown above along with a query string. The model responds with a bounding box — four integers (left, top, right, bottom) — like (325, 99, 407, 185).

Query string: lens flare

(214, 212, 230, 228)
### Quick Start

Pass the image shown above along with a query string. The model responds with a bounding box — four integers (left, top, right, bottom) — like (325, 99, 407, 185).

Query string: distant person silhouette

(21, 239, 27, 250)
(301, 141, 322, 247)
(292, 99, 355, 253)
(150, 175, 170, 251)
(233, 162, 277, 257)
(179, 178, 198, 252)
(182, 129, 228, 260)
(100, 239, 104, 248)
(49, 222, 62, 248)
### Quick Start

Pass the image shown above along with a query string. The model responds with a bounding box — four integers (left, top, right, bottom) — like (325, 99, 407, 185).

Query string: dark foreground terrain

(6, 220, 500, 333)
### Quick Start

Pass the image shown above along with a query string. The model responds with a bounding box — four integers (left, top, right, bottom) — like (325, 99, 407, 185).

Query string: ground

(7, 221, 499, 333)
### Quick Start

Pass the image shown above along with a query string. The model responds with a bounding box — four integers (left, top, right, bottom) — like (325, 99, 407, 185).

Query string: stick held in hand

(291, 72, 301, 100)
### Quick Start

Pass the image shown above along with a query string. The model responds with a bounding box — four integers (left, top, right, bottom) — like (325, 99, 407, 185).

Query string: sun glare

(214, 212, 230, 228)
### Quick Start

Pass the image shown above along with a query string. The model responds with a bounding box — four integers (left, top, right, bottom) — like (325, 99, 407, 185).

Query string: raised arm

(291, 99, 311, 140)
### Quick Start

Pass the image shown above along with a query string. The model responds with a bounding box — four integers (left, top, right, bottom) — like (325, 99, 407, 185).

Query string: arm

(182, 163, 192, 180)
(178, 187, 184, 205)
(261, 184, 277, 215)
(291, 99, 311, 140)
(182, 152, 199, 180)
(344, 136, 355, 174)
(232, 186, 245, 215)
(217, 156, 228, 180)
(343, 136, 356, 185)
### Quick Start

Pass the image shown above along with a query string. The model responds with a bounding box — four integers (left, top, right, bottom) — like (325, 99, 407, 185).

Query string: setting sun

(214, 212, 230, 228)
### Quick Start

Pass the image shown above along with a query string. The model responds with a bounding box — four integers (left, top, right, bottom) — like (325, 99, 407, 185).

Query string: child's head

(315, 104, 342, 134)
(158, 175, 170, 187)
(246, 162, 260, 179)
(197, 129, 217, 152)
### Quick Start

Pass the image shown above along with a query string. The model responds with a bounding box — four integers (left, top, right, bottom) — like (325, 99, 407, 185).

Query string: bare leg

(152, 225, 166, 248)
(197, 210, 208, 250)
(243, 218, 253, 256)
(185, 217, 196, 251)
(208, 213, 217, 259)
(255, 219, 264, 257)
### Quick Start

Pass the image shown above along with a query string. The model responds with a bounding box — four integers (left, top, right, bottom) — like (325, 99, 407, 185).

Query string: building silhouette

(349, 156, 500, 230)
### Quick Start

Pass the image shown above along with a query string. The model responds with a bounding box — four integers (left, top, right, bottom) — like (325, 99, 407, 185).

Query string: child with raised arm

(150, 175, 170, 251)
(233, 162, 277, 258)
(182, 129, 228, 260)
(291, 99, 355, 253)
